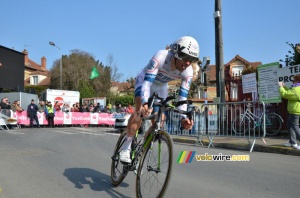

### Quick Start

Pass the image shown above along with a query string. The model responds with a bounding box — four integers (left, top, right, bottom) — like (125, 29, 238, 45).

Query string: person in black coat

(93, 103, 101, 113)
(27, 99, 40, 128)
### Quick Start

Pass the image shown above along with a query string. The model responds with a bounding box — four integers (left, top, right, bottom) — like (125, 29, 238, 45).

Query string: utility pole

(215, 0, 225, 102)
(215, 0, 225, 134)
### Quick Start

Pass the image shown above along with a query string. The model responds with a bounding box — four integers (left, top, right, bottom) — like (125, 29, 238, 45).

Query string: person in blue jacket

(27, 99, 40, 128)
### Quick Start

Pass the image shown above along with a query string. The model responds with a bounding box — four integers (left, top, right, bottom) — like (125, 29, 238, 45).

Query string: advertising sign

(257, 62, 281, 103)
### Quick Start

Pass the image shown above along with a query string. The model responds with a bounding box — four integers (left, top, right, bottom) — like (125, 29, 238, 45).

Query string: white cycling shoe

(119, 149, 132, 163)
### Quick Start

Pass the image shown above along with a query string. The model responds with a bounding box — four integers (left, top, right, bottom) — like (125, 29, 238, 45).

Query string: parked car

(114, 113, 131, 131)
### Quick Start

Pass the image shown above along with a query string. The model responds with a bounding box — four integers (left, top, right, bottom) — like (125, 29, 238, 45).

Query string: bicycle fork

(145, 134, 161, 173)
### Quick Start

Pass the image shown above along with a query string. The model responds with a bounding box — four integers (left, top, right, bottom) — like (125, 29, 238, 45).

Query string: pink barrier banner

(13, 111, 115, 126)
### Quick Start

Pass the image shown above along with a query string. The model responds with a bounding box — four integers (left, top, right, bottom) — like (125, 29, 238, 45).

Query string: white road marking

(48, 129, 120, 136)
(3, 131, 24, 135)
(1, 127, 120, 136)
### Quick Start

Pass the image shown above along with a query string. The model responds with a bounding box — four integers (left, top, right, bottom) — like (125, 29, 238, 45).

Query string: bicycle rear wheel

(264, 114, 282, 136)
(136, 130, 173, 198)
(111, 131, 128, 186)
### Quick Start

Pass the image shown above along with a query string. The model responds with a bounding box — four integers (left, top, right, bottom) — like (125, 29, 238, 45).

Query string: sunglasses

(176, 52, 199, 63)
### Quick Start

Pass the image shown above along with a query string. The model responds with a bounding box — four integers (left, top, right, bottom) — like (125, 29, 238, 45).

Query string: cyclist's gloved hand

(181, 118, 194, 130)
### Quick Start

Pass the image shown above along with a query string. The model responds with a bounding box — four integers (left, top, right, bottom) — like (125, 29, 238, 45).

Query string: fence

(166, 100, 269, 152)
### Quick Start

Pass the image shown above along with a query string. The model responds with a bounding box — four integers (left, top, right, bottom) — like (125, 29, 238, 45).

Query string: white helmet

(169, 36, 200, 62)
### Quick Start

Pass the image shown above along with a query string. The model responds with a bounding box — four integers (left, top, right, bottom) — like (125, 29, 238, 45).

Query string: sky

(1, 0, 299, 81)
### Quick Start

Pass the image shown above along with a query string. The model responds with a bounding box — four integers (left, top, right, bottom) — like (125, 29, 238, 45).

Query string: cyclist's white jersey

(135, 50, 193, 111)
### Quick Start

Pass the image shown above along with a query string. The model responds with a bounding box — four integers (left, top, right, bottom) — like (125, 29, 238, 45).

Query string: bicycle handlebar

(148, 92, 196, 122)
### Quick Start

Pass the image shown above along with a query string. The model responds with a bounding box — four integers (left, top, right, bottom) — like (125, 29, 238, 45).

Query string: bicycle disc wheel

(233, 115, 250, 135)
(264, 114, 282, 136)
(111, 131, 127, 186)
(136, 130, 173, 198)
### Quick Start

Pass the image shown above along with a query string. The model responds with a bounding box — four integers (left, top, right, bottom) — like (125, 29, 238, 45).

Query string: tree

(280, 42, 300, 66)
(78, 80, 95, 98)
(110, 94, 134, 106)
(49, 49, 111, 97)
(124, 77, 135, 91)
(107, 54, 123, 82)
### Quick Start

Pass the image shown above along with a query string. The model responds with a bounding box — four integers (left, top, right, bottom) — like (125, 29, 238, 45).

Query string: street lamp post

(49, 41, 62, 89)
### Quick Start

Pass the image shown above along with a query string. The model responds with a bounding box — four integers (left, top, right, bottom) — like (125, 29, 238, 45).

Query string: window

(231, 82, 238, 99)
(32, 76, 38, 85)
(232, 66, 244, 76)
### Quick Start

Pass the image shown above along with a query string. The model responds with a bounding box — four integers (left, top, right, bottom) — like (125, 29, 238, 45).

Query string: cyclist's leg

(120, 77, 144, 162)
(143, 84, 168, 138)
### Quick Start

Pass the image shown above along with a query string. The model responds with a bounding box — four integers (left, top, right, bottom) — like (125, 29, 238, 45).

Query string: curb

(171, 137, 300, 157)
(106, 129, 300, 157)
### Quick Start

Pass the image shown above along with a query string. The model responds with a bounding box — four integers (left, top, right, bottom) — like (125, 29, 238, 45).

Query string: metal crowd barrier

(166, 101, 267, 152)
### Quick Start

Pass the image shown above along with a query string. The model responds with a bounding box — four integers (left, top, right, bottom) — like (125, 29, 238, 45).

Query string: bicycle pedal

(111, 156, 118, 161)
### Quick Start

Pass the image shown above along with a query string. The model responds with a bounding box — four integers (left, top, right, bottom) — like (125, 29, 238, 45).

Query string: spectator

(62, 103, 70, 113)
(11, 100, 24, 113)
(45, 101, 56, 128)
(71, 103, 80, 112)
(104, 105, 111, 113)
(0, 97, 11, 109)
(75, 103, 80, 112)
(27, 99, 40, 128)
(11, 101, 17, 112)
(110, 105, 116, 113)
(15, 100, 24, 112)
(80, 104, 89, 112)
(71, 104, 76, 112)
(45, 101, 49, 110)
(88, 103, 94, 112)
(38, 101, 45, 113)
(93, 103, 101, 113)
(54, 101, 61, 112)
(116, 104, 124, 113)
(279, 76, 300, 150)
(127, 105, 134, 114)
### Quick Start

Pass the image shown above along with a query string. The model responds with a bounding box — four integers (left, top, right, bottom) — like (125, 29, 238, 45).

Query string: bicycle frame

(239, 104, 267, 135)
(134, 104, 174, 171)
(242, 108, 264, 129)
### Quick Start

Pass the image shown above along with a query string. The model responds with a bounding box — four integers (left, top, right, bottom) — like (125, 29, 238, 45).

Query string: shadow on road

(63, 167, 130, 198)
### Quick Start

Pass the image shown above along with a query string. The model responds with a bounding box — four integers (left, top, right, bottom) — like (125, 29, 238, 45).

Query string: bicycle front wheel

(136, 130, 173, 198)
(264, 114, 282, 136)
(111, 131, 127, 186)
(232, 115, 250, 135)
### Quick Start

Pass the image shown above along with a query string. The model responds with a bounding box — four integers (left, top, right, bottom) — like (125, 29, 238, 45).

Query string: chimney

(22, 49, 28, 64)
(41, 56, 46, 69)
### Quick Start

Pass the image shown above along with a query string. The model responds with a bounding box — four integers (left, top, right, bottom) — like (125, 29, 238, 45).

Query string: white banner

(277, 64, 300, 88)
(64, 112, 72, 125)
(242, 73, 257, 94)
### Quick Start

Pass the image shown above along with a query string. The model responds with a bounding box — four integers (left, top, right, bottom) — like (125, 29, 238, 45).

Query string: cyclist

(120, 36, 200, 163)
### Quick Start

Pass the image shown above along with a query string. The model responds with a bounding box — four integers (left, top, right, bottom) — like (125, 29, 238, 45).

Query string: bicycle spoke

(136, 131, 173, 198)
(111, 132, 128, 186)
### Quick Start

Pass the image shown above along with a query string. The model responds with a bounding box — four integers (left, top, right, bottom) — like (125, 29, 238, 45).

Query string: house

(110, 81, 134, 96)
(168, 55, 262, 102)
(0, 45, 24, 91)
(23, 49, 51, 87)
(222, 55, 261, 101)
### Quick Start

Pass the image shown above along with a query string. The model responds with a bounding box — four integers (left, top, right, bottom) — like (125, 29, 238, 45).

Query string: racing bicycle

(111, 93, 196, 198)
